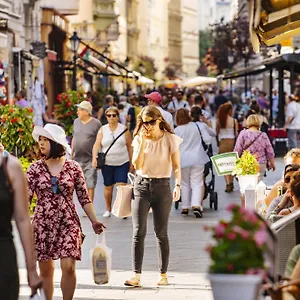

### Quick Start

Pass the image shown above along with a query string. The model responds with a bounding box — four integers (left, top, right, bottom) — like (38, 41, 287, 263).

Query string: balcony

(93, 0, 118, 31)
(40, 0, 79, 15)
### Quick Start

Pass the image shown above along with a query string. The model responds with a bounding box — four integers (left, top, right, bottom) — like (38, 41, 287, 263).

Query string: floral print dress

(27, 159, 91, 261)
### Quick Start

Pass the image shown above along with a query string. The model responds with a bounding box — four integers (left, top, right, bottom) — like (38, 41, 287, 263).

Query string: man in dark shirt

(214, 89, 228, 111)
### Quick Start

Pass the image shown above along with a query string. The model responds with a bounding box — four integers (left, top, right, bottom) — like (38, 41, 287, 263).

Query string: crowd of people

(1, 82, 300, 299)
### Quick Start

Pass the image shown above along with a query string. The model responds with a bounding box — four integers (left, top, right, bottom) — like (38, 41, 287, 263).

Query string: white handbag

(112, 173, 134, 218)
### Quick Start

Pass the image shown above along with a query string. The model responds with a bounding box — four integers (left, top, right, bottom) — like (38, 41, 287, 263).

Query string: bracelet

(175, 184, 181, 188)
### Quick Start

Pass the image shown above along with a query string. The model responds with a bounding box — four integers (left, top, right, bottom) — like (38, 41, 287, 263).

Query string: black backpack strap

(2, 156, 13, 196)
(104, 128, 128, 156)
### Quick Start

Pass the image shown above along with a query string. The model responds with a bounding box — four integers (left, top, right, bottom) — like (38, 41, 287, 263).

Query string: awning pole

(278, 69, 285, 127)
(269, 69, 273, 126)
(290, 64, 295, 94)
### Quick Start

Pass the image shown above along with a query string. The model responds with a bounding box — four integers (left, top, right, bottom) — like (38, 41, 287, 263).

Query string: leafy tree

(199, 30, 213, 61)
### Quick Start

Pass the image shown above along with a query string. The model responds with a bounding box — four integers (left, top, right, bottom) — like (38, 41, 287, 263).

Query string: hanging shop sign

(31, 41, 46, 59)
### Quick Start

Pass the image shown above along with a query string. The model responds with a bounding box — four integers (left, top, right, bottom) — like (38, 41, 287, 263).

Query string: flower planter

(237, 174, 259, 195)
(208, 274, 263, 300)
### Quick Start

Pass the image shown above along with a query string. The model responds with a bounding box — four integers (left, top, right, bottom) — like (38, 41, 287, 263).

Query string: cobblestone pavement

(16, 154, 285, 299)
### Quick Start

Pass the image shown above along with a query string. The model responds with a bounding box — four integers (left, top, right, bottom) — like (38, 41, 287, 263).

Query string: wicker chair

(270, 210, 300, 276)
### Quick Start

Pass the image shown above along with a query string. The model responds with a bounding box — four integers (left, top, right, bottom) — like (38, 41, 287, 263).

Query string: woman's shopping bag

(90, 232, 112, 285)
(112, 173, 134, 218)
(30, 289, 46, 300)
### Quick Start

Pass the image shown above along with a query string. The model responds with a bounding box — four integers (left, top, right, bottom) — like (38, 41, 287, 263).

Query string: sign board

(211, 152, 239, 176)
(31, 41, 46, 59)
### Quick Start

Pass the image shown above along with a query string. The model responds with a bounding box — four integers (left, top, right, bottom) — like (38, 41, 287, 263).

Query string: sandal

(157, 274, 168, 286)
(193, 207, 203, 218)
(124, 274, 141, 287)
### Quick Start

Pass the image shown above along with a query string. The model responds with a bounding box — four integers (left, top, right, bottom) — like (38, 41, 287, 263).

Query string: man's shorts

(79, 161, 98, 189)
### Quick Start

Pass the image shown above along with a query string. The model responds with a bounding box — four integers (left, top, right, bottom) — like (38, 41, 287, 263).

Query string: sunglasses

(51, 176, 60, 194)
(106, 114, 117, 118)
(142, 119, 157, 126)
(284, 176, 291, 184)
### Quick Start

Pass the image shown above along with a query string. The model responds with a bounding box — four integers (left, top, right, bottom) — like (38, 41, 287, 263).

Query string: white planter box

(209, 274, 263, 300)
(237, 174, 259, 195)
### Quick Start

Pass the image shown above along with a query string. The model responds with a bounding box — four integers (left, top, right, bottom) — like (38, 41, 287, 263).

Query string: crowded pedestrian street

(15, 147, 285, 299)
(1, 1, 300, 300)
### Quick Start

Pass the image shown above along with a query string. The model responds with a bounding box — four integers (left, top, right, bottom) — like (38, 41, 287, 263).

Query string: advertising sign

(211, 152, 239, 176)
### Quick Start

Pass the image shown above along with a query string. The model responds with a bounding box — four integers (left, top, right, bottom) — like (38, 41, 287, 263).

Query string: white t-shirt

(167, 99, 190, 111)
(101, 123, 129, 166)
(174, 121, 210, 168)
(157, 106, 174, 129)
(286, 101, 300, 129)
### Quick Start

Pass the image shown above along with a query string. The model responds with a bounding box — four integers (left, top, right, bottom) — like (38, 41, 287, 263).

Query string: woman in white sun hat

(27, 124, 105, 300)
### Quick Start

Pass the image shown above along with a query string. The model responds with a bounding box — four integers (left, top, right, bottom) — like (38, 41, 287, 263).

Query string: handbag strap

(243, 131, 263, 151)
(104, 128, 128, 156)
(195, 122, 208, 152)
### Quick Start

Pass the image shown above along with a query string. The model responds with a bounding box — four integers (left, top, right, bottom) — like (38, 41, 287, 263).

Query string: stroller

(175, 145, 218, 211)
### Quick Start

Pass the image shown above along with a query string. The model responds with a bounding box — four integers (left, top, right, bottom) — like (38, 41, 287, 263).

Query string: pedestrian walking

(124, 106, 182, 287)
(193, 94, 212, 127)
(145, 91, 174, 129)
(234, 114, 275, 181)
(31, 76, 46, 126)
(92, 106, 133, 217)
(216, 102, 239, 192)
(97, 95, 114, 125)
(214, 89, 227, 112)
(0, 153, 42, 299)
(72, 101, 101, 202)
(27, 124, 105, 300)
(167, 89, 190, 125)
(174, 108, 210, 218)
(284, 95, 300, 149)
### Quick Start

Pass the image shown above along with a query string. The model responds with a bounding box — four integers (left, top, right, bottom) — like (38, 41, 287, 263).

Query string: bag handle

(127, 173, 135, 184)
(96, 231, 106, 246)
(194, 122, 208, 153)
(104, 128, 128, 157)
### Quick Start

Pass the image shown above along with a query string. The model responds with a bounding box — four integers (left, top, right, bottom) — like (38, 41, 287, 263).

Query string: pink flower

(246, 268, 256, 275)
(240, 208, 258, 223)
(226, 203, 238, 212)
(228, 232, 236, 240)
(254, 229, 267, 247)
(215, 223, 226, 237)
(233, 226, 250, 240)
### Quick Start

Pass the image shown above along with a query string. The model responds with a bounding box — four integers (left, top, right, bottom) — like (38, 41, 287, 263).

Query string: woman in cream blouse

(124, 106, 182, 287)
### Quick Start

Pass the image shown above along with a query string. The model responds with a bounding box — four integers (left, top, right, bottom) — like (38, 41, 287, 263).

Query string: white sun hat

(75, 101, 93, 115)
(32, 124, 71, 154)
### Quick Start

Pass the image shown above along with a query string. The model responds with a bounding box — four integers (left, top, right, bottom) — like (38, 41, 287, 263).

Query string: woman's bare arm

(132, 134, 145, 170)
(125, 130, 134, 171)
(8, 156, 41, 290)
(92, 128, 103, 168)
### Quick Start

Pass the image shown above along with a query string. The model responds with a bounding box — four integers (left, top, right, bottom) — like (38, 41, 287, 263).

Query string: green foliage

(54, 90, 86, 136)
(134, 56, 157, 79)
(206, 204, 268, 275)
(18, 156, 36, 215)
(199, 30, 213, 61)
(0, 105, 36, 156)
(232, 150, 260, 176)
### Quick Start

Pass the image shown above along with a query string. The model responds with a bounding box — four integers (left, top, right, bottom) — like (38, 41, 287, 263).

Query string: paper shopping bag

(112, 173, 134, 218)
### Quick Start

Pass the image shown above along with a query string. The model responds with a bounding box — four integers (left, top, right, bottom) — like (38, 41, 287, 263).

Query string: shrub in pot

(205, 204, 269, 300)
(232, 150, 260, 194)
(54, 90, 86, 137)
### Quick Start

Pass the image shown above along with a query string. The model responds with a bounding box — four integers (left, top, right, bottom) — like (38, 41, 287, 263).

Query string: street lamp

(70, 31, 80, 91)
(243, 46, 250, 95)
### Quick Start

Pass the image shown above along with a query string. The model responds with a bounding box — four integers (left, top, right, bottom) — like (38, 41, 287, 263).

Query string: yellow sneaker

(157, 274, 168, 286)
(124, 274, 141, 287)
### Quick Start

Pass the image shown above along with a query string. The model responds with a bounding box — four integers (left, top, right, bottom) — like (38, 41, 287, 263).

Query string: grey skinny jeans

(132, 175, 172, 274)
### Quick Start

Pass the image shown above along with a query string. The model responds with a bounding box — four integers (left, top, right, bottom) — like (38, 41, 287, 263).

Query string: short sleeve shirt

(132, 132, 182, 178)
(73, 118, 101, 163)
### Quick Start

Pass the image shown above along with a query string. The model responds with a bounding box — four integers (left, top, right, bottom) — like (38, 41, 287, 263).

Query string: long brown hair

(217, 102, 232, 128)
(133, 105, 174, 137)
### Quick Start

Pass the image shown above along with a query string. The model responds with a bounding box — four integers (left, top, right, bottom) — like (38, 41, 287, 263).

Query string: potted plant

(54, 90, 86, 137)
(232, 150, 260, 195)
(0, 105, 36, 156)
(206, 204, 268, 300)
